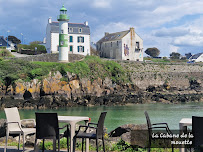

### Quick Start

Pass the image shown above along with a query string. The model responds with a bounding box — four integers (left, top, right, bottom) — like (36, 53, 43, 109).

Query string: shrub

(0, 49, 14, 57)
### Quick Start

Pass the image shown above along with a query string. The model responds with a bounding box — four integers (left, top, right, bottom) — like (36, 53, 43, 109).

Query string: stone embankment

(0, 68, 202, 109)
(0, 58, 203, 109)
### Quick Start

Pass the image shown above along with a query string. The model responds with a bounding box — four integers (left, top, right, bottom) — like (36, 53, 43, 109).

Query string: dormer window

(79, 28, 82, 33)
(69, 28, 73, 32)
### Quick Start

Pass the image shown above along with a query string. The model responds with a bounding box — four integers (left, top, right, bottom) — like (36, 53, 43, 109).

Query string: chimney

(84, 21, 88, 26)
(105, 32, 109, 36)
(48, 17, 52, 24)
(130, 27, 135, 32)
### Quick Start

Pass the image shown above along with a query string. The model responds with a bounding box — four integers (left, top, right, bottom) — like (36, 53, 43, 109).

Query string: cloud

(153, 28, 190, 37)
(91, 0, 112, 8)
(172, 35, 203, 47)
(91, 22, 133, 42)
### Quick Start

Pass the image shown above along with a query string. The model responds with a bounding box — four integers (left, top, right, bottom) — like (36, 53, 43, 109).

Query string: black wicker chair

(144, 111, 174, 152)
(73, 112, 107, 152)
(192, 116, 203, 151)
(34, 113, 69, 152)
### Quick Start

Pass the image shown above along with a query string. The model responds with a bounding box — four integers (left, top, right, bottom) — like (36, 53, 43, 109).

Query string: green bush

(0, 56, 129, 85)
(0, 49, 14, 57)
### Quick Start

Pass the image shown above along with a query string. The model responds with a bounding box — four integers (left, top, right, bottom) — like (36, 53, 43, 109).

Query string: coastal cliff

(0, 56, 203, 109)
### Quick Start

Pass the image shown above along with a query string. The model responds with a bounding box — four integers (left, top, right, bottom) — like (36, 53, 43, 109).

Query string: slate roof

(97, 30, 130, 43)
(0, 36, 10, 47)
(190, 53, 203, 59)
(50, 22, 90, 35)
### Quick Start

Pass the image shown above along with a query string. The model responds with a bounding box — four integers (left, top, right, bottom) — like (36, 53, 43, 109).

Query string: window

(78, 36, 84, 43)
(69, 28, 73, 32)
(111, 42, 112, 47)
(61, 30, 64, 34)
(117, 41, 119, 46)
(60, 41, 64, 46)
(79, 28, 82, 33)
(69, 36, 73, 42)
(70, 45, 73, 52)
(78, 46, 84, 52)
(136, 42, 140, 49)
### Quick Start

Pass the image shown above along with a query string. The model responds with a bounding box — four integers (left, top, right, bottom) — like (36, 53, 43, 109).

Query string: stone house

(96, 28, 143, 61)
(46, 18, 91, 56)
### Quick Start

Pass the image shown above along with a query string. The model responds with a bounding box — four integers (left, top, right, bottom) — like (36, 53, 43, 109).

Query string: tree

(170, 52, 181, 59)
(6, 36, 21, 44)
(145, 47, 160, 57)
(29, 41, 42, 45)
(185, 53, 192, 59)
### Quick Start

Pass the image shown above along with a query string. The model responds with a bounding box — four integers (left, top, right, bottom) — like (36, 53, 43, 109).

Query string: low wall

(8, 53, 84, 62)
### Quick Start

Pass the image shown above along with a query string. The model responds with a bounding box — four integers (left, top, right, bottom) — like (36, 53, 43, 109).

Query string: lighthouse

(58, 5, 69, 62)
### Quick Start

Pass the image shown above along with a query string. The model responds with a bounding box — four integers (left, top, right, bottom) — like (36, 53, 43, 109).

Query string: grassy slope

(0, 56, 128, 85)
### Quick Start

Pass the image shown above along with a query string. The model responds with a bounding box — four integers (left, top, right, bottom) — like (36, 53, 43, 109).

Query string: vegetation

(0, 49, 14, 58)
(170, 52, 181, 60)
(17, 44, 46, 51)
(145, 48, 160, 58)
(0, 55, 128, 85)
(6, 35, 21, 44)
(29, 41, 43, 45)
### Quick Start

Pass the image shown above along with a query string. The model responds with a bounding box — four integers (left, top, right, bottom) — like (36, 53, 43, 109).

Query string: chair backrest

(4, 107, 21, 131)
(35, 113, 59, 139)
(97, 112, 107, 139)
(144, 111, 152, 144)
(192, 116, 203, 149)
(144, 111, 152, 129)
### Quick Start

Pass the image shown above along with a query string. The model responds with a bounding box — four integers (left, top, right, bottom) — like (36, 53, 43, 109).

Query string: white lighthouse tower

(58, 5, 69, 62)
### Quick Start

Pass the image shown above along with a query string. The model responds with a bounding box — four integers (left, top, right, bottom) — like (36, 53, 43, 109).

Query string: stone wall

(117, 61, 203, 89)
(7, 53, 84, 62)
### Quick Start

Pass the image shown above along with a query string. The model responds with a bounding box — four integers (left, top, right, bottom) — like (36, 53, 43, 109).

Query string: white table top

(58, 116, 89, 123)
(179, 118, 192, 126)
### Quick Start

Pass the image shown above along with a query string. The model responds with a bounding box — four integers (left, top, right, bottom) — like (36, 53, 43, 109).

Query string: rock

(21, 119, 35, 128)
(109, 124, 148, 147)
(146, 85, 156, 92)
(103, 77, 112, 88)
(0, 119, 6, 137)
(190, 79, 201, 92)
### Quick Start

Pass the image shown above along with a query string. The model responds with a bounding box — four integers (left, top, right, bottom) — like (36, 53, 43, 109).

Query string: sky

(1, 0, 203, 57)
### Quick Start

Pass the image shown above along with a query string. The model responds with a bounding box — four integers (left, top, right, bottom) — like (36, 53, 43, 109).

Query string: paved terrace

(0, 146, 91, 152)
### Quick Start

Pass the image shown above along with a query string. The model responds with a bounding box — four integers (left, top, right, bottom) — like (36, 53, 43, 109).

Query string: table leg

(70, 122, 75, 152)
(53, 139, 56, 151)
(179, 124, 187, 152)
(85, 121, 89, 152)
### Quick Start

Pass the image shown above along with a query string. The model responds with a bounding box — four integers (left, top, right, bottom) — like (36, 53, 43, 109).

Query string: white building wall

(51, 33, 59, 53)
(46, 24, 51, 53)
(195, 54, 203, 62)
(121, 30, 143, 61)
(69, 34, 90, 56)
(50, 33, 90, 55)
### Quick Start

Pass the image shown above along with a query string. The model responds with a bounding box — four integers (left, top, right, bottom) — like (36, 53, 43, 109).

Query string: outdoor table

(179, 118, 192, 152)
(58, 116, 90, 152)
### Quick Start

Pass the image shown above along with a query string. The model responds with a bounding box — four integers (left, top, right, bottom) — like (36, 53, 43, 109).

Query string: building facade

(0, 36, 16, 51)
(96, 28, 143, 61)
(46, 18, 90, 56)
(189, 53, 203, 62)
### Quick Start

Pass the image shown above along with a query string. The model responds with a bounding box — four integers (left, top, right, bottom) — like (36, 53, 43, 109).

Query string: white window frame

(69, 28, 73, 32)
(79, 28, 82, 33)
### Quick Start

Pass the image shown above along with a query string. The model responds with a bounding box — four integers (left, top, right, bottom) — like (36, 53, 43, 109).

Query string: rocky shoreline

(0, 70, 202, 109)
